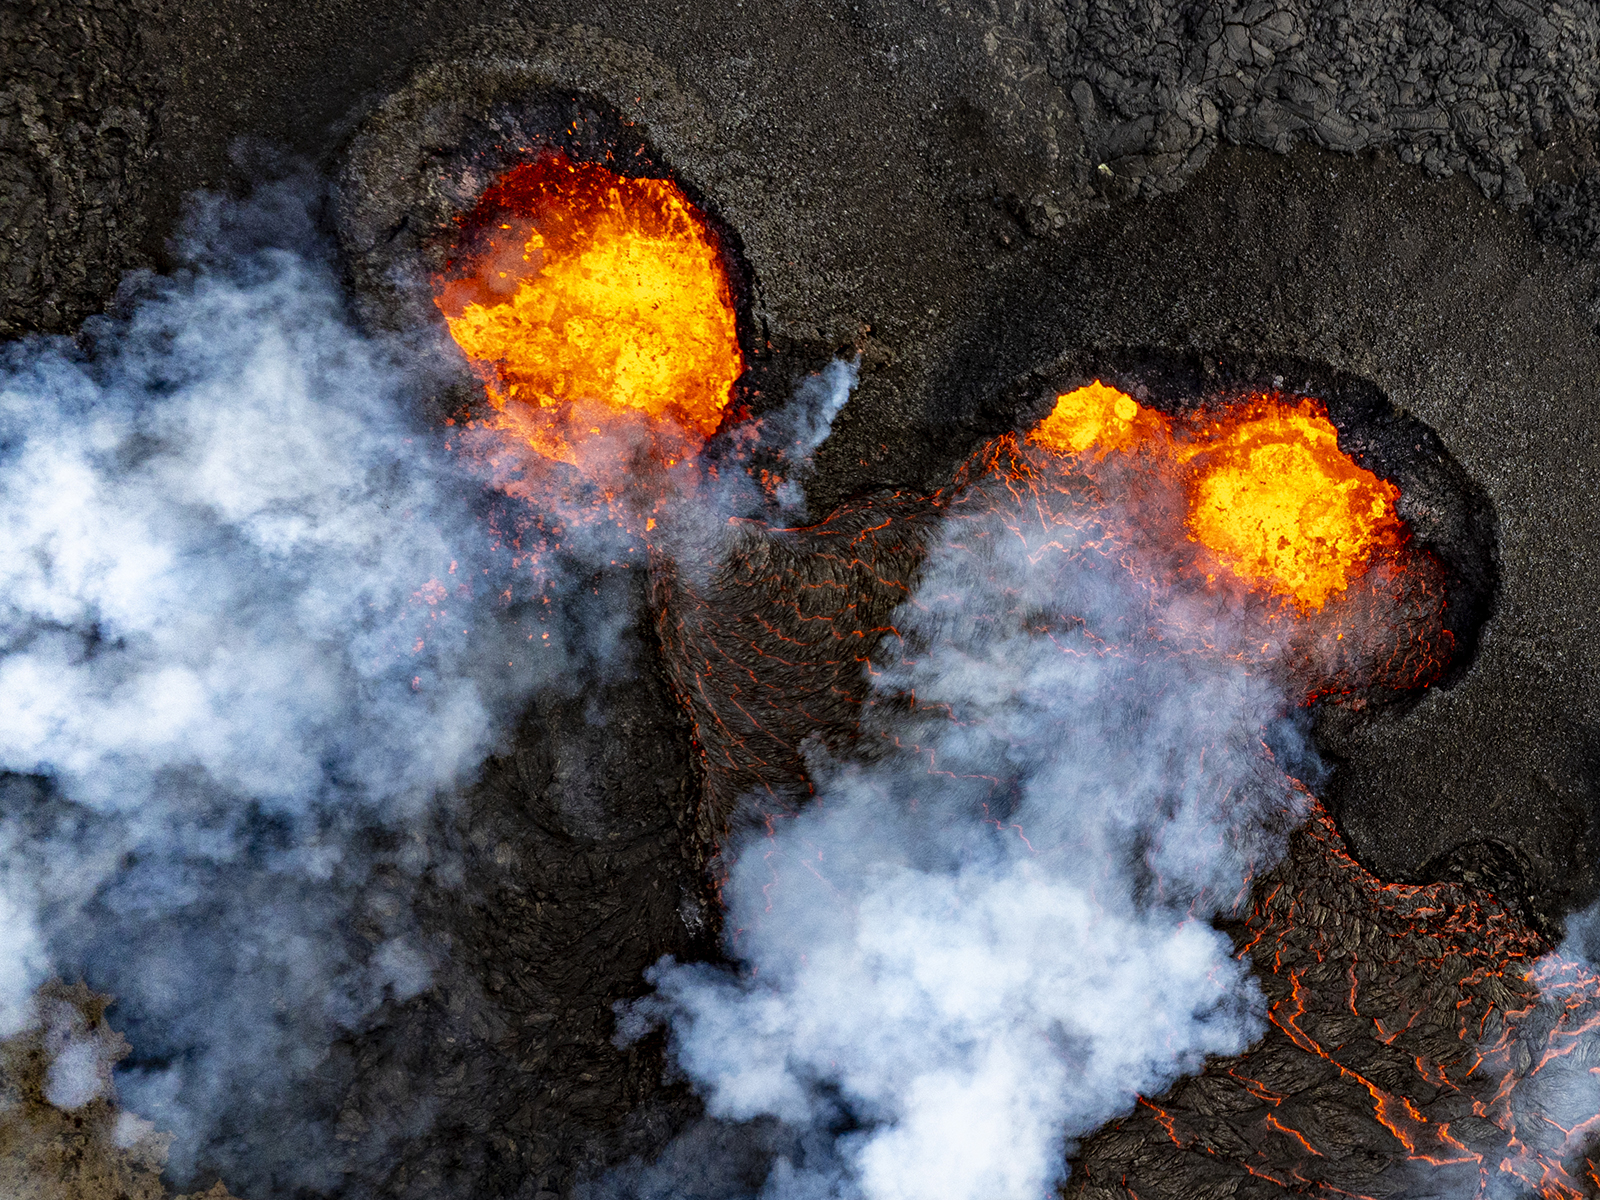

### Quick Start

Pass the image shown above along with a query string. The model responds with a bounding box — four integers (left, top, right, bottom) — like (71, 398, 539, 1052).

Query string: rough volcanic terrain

(3, 2, 1600, 1199)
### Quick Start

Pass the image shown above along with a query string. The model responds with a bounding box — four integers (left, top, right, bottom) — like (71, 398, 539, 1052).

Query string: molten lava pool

(434, 152, 743, 470)
(1030, 382, 1407, 612)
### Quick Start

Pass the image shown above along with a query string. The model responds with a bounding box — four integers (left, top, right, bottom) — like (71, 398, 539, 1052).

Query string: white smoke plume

(762, 356, 858, 518)
(616, 452, 1318, 1200)
(0, 182, 623, 1189)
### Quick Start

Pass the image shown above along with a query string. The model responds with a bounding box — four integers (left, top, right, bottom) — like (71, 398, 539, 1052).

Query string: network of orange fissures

(1069, 802, 1600, 1200)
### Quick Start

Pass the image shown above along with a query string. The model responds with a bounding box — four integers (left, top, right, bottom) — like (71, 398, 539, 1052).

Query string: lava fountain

(433, 151, 744, 484)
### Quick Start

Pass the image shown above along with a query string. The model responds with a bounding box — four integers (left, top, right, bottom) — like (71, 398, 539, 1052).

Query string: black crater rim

(340, 84, 805, 433)
(990, 347, 1500, 699)
(429, 89, 758, 341)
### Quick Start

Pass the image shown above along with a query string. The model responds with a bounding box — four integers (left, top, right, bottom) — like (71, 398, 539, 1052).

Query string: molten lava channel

(434, 152, 743, 470)
(1031, 382, 1406, 612)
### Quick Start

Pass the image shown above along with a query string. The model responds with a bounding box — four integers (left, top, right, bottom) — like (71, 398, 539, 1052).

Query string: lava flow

(1068, 801, 1600, 1200)
(434, 151, 743, 481)
(649, 377, 1600, 1195)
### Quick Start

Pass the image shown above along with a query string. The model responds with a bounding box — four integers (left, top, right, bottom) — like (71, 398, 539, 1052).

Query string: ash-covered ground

(5, 1, 1600, 1198)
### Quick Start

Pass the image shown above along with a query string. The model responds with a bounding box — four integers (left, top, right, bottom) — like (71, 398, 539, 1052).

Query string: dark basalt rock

(329, 595, 716, 1200)
(0, 0, 161, 338)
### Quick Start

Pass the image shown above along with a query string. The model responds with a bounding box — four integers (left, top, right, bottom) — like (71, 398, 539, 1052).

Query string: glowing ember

(1030, 382, 1406, 611)
(434, 152, 743, 469)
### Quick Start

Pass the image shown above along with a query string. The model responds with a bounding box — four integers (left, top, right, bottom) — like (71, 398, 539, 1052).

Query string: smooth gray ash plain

(4, 1, 1600, 1198)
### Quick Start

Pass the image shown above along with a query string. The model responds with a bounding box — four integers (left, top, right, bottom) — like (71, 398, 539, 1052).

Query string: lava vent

(433, 151, 744, 473)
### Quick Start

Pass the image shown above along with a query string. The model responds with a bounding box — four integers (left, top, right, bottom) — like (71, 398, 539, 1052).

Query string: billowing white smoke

(0, 186, 607, 1187)
(2, 260, 486, 819)
(621, 461, 1315, 1200)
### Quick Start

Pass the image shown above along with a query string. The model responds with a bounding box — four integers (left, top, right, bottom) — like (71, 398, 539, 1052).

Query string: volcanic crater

(5, 5, 1600, 1200)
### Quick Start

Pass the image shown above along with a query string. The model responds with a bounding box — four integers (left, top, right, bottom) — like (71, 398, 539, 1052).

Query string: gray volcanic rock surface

(5, 1, 1600, 1197)
(1026, 0, 1600, 204)
(0, 0, 160, 337)
(330, 604, 716, 1200)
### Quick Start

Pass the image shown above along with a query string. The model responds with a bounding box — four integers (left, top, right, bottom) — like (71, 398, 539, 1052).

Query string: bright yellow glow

(1186, 401, 1403, 610)
(434, 153, 743, 467)
(1027, 385, 1406, 611)
(1028, 381, 1147, 457)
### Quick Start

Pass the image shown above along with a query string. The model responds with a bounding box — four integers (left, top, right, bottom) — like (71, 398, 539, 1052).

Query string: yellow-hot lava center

(434, 152, 743, 467)
(1029, 382, 1405, 611)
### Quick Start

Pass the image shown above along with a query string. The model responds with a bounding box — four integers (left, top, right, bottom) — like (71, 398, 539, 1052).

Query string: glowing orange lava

(1185, 400, 1404, 611)
(1029, 382, 1406, 611)
(1030, 379, 1154, 457)
(434, 152, 744, 470)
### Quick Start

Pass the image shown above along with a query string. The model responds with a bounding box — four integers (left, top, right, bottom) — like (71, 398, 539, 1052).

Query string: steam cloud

(616, 461, 1318, 1200)
(0, 184, 597, 1188)
(0, 169, 872, 1193)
